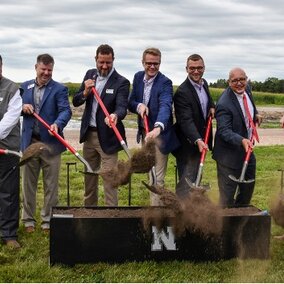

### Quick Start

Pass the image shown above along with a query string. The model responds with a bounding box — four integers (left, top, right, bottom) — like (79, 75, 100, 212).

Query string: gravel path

(64, 127, 284, 152)
(64, 106, 284, 150)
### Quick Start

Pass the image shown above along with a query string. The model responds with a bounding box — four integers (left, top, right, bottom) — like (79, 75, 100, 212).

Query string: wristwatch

(154, 124, 163, 131)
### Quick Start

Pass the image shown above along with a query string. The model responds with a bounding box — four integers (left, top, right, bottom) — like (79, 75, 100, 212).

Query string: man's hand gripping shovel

(185, 116, 212, 192)
(91, 87, 132, 159)
(229, 122, 260, 184)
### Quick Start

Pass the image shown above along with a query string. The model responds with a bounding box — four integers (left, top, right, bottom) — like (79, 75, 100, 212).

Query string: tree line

(209, 77, 284, 93)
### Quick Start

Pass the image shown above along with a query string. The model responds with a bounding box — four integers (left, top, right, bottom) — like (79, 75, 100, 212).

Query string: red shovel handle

(200, 116, 212, 163)
(91, 87, 131, 158)
(143, 114, 149, 134)
(91, 87, 124, 142)
(32, 112, 77, 155)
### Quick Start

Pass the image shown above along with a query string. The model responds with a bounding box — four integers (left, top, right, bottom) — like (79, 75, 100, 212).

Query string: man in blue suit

(73, 44, 130, 206)
(21, 54, 72, 232)
(128, 47, 179, 205)
(212, 67, 262, 207)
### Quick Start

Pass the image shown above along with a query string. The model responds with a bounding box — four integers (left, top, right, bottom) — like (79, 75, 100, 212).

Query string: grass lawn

(0, 146, 284, 282)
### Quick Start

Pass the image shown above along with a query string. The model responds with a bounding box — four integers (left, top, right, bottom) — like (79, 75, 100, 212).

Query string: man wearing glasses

(174, 54, 215, 198)
(73, 44, 130, 206)
(212, 67, 262, 207)
(128, 47, 179, 205)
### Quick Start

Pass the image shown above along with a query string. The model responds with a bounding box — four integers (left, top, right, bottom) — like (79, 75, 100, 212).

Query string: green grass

(1, 146, 284, 282)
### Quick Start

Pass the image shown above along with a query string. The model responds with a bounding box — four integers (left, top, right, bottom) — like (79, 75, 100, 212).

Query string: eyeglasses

(230, 77, 247, 84)
(187, 66, 204, 72)
(144, 62, 160, 67)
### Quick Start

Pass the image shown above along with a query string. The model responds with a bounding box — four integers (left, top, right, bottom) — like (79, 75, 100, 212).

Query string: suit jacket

(73, 69, 130, 155)
(128, 71, 180, 154)
(212, 87, 258, 169)
(21, 79, 72, 155)
(173, 77, 215, 155)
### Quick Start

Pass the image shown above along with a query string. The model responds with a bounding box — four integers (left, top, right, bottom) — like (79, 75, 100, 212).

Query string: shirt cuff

(154, 122, 164, 131)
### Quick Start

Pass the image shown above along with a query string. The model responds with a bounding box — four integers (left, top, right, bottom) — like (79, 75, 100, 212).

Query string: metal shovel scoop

(186, 116, 212, 191)
(0, 148, 22, 158)
(228, 144, 255, 184)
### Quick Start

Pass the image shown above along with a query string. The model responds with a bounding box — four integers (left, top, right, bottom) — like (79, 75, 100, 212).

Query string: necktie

(243, 94, 259, 142)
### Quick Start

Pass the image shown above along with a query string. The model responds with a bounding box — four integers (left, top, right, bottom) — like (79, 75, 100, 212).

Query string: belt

(88, 126, 97, 132)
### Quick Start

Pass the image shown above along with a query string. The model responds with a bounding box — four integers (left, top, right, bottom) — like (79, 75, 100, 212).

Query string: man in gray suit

(212, 67, 262, 207)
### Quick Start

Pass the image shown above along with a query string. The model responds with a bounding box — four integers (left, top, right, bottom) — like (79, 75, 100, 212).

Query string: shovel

(91, 87, 132, 159)
(0, 148, 22, 158)
(32, 112, 95, 174)
(229, 124, 259, 184)
(143, 114, 157, 185)
(186, 116, 212, 191)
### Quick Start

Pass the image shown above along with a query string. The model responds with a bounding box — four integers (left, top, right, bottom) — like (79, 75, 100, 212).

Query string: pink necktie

(243, 94, 259, 142)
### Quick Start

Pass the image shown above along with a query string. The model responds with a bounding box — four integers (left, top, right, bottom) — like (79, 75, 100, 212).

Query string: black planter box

(50, 206, 271, 265)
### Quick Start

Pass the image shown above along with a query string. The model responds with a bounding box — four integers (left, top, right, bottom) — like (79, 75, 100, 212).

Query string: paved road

(64, 127, 284, 151)
(64, 106, 284, 150)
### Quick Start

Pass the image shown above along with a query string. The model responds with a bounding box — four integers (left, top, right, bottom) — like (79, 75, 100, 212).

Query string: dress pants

(0, 155, 20, 241)
(175, 151, 200, 198)
(83, 130, 118, 206)
(22, 152, 61, 229)
(217, 161, 255, 207)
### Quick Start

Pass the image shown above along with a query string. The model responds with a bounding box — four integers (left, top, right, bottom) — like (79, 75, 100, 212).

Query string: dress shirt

(0, 89, 22, 140)
(189, 78, 208, 119)
(234, 91, 254, 138)
(90, 68, 114, 127)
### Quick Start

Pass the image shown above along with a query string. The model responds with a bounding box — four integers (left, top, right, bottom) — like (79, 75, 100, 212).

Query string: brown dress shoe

(42, 228, 50, 233)
(5, 240, 21, 249)
(25, 226, 35, 233)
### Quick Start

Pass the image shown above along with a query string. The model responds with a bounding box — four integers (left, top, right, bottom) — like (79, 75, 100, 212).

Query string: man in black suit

(174, 54, 215, 197)
(73, 44, 130, 206)
(212, 67, 262, 207)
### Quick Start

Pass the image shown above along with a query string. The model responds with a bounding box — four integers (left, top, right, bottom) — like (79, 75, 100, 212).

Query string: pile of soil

(19, 142, 51, 166)
(53, 204, 260, 237)
(97, 139, 156, 187)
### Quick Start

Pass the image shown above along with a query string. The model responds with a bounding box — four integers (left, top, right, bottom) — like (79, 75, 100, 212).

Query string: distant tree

(211, 77, 284, 93)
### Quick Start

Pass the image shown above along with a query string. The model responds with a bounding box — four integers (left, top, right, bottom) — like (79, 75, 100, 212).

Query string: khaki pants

(83, 131, 118, 206)
(22, 153, 61, 229)
(149, 145, 168, 206)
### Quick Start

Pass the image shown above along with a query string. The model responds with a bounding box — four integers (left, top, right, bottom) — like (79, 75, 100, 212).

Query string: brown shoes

(42, 228, 50, 233)
(25, 226, 35, 233)
(4, 239, 21, 249)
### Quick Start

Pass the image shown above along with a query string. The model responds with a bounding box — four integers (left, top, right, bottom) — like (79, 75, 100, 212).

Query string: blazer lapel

(230, 89, 247, 127)
(187, 79, 206, 120)
(40, 80, 53, 111)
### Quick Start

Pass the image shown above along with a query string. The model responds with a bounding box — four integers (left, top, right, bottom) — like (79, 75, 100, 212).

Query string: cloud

(0, 0, 283, 85)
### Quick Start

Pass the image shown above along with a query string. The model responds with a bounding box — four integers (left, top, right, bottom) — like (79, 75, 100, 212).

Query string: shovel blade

(228, 174, 255, 184)
(185, 177, 210, 192)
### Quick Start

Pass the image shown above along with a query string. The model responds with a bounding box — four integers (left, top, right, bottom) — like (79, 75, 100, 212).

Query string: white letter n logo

(151, 226, 177, 251)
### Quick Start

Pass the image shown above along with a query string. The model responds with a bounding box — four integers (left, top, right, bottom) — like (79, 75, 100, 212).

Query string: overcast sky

(1, 0, 283, 85)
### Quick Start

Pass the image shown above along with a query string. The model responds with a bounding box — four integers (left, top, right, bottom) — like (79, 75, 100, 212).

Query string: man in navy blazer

(212, 67, 262, 207)
(174, 54, 215, 198)
(128, 47, 179, 205)
(21, 54, 72, 232)
(73, 44, 130, 206)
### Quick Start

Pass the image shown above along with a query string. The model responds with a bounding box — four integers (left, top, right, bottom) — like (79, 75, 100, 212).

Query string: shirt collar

(143, 73, 158, 84)
(188, 77, 204, 90)
(97, 67, 114, 81)
(34, 78, 50, 88)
